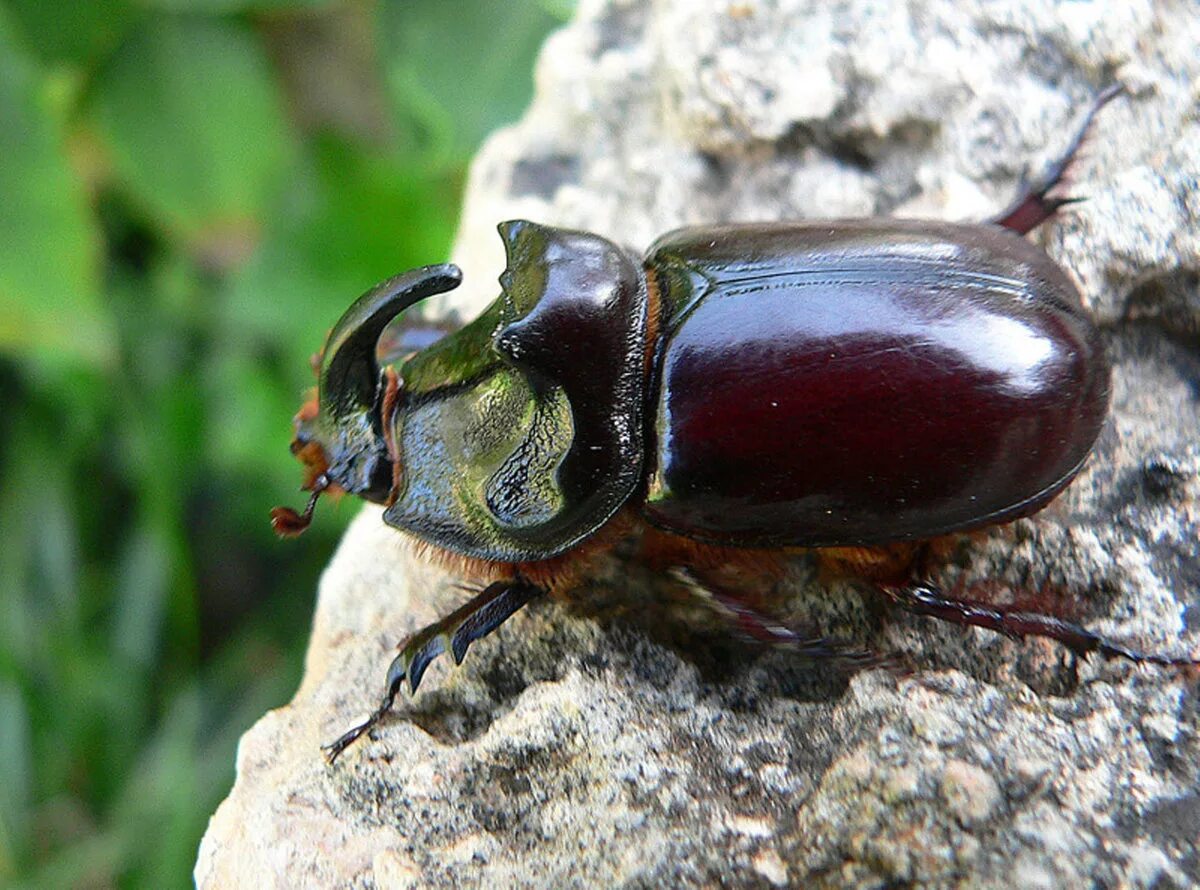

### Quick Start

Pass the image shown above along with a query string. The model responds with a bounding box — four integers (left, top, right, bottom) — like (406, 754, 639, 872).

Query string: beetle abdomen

(642, 220, 1110, 547)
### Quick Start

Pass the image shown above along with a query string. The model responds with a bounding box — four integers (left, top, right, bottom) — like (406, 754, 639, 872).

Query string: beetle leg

(322, 579, 543, 763)
(990, 84, 1124, 235)
(882, 582, 1199, 669)
(671, 568, 888, 669)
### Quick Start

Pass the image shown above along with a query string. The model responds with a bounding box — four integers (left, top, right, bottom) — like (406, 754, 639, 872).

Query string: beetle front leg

(881, 581, 1199, 670)
(990, 84, 1124, 235)
(323, 579, 544, 763)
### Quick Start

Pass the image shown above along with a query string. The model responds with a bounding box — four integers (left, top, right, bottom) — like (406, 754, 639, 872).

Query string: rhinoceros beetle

(272, 85, 1198, 762)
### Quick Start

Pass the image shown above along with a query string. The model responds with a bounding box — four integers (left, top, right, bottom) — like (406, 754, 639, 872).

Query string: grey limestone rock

(196, 0, 1200, 887)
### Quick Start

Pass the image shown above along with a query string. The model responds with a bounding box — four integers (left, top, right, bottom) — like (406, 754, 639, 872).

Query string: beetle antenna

(270, 474, 329, 538)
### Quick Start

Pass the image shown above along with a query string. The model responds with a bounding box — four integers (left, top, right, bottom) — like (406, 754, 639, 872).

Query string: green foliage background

(0, 0, 569, 884)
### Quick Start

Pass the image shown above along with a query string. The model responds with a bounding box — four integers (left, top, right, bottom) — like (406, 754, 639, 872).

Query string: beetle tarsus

(883, 581, 1199, 669)
(322, 677, 403, 764)
(322, 579, 544, 763)
(991, 83, 1125, 235)
(672, 568, 892, 670)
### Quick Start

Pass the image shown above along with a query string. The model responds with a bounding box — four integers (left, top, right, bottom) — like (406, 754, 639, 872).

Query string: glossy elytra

(271, 86, 1198, 763)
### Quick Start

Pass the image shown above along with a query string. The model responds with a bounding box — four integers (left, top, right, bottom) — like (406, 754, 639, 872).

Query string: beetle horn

(318, 263, 463, 422)
(273, 264, 463, 537)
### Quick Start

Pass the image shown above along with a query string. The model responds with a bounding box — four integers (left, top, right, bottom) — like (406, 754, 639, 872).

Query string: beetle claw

(322, 580, 543, 762)
(403, 634, 442, 694)
(321, 675, 402, 764)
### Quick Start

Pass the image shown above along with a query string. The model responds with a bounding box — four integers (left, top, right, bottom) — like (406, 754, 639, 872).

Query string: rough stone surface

(196, 1, 1200, 887)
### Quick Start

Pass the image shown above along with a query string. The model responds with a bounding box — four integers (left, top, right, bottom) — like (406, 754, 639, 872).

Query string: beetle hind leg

(882, 581, 1199, 670)
(989, 84, 1124, 235)
(322, 579, 543, 763)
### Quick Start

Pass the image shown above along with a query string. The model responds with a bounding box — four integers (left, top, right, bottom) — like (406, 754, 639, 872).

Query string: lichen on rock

(196, 1, 1200, 887)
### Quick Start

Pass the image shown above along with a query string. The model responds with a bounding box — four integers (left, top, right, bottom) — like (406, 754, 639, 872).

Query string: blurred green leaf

(4, 0, 141, 66)
(0, 9, 112, 366)
(141, 0, 332, 12)
(536, 0, 578, 20)
(378, 0, 559, 162)
(113, 522, 171, 671)
(90, 16, 295, 255)
(206, 347, 301, 484)
(223, 137, 456, 357)
(115, 687, 202, 887)
(0, 431, 38, 671)
(34, 467, 82, 624)
(0, 680, 32, 879)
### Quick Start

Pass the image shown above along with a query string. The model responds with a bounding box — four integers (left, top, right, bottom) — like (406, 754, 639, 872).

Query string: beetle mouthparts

(271, 475, 329, 538)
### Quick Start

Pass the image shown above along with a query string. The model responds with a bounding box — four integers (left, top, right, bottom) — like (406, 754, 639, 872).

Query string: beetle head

(273, 220, 649, 558)
(271, 264, 463, 536)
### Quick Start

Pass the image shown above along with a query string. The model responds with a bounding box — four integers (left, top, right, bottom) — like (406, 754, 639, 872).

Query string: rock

(196, 1, 1200, 887)
(940, 759, 1001, 827)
